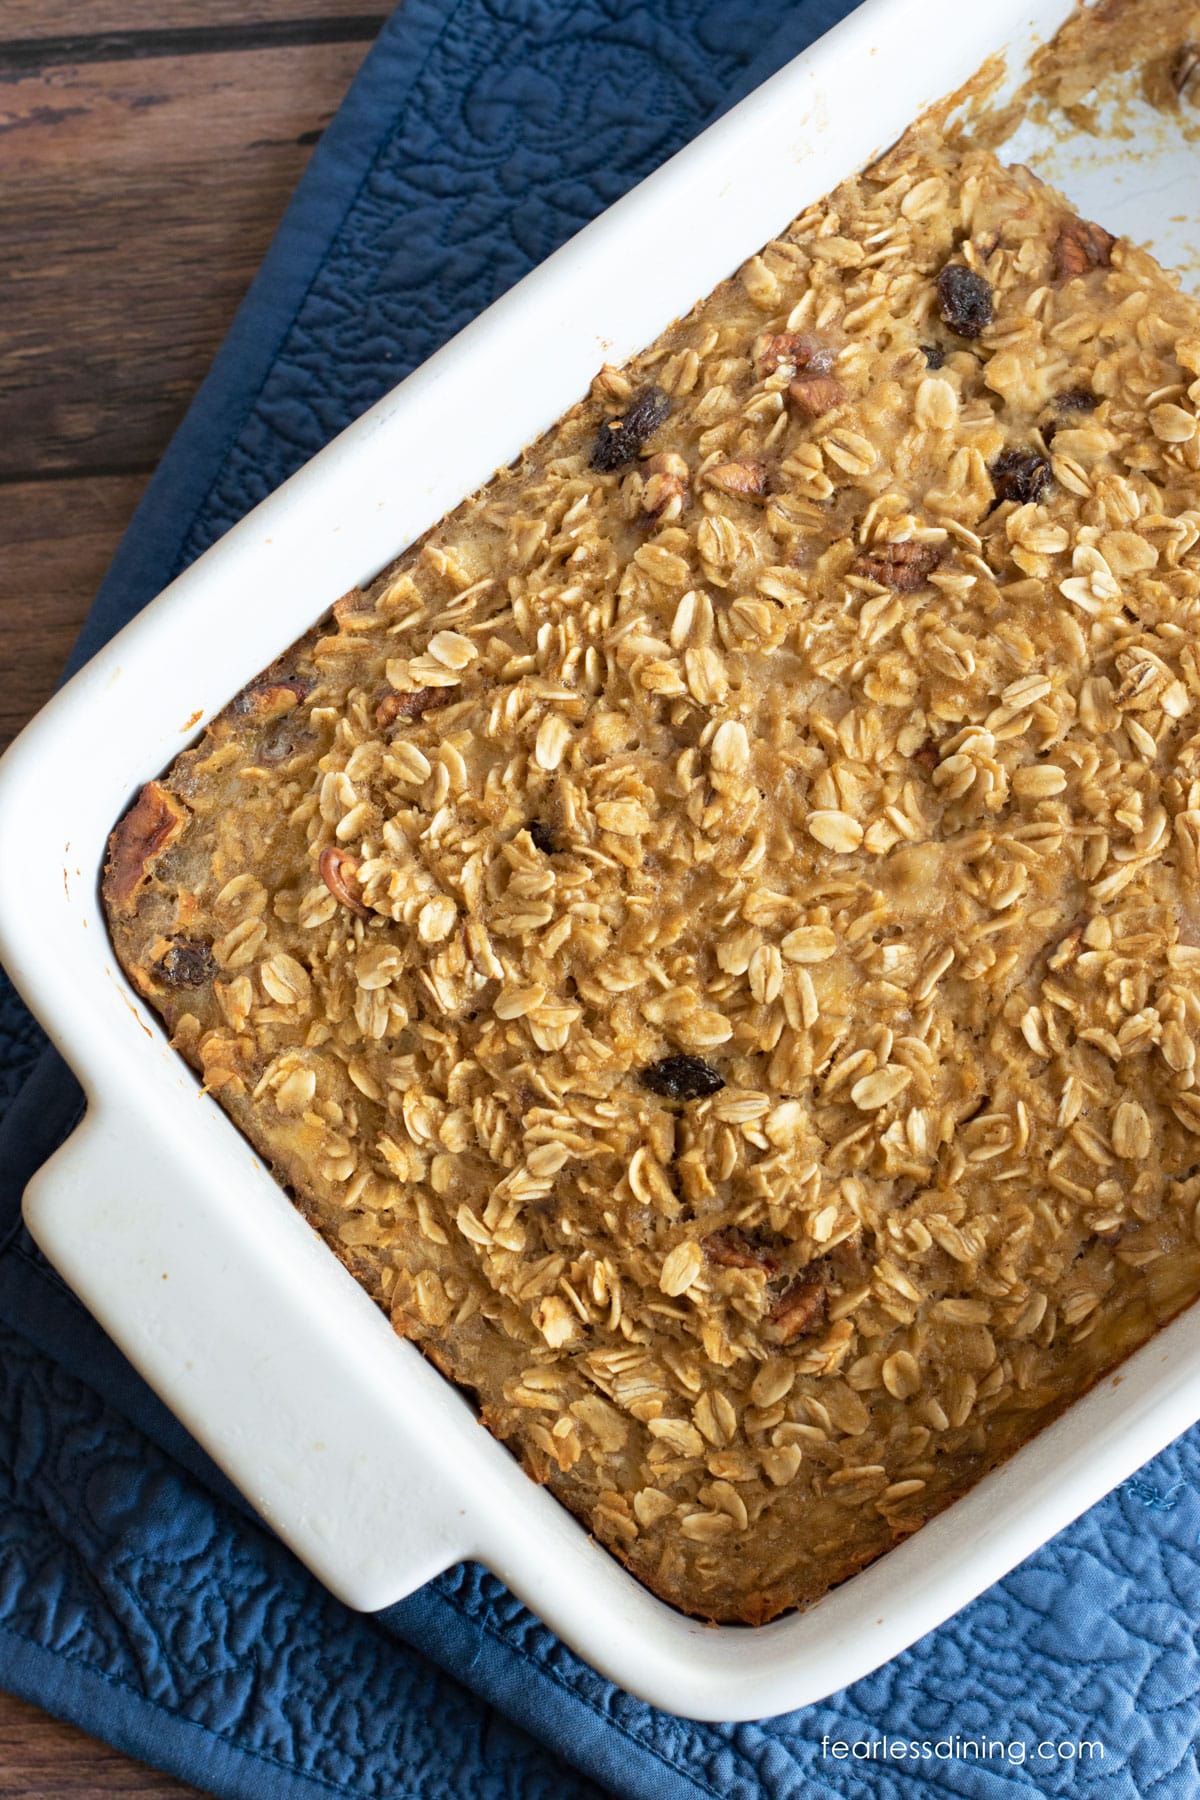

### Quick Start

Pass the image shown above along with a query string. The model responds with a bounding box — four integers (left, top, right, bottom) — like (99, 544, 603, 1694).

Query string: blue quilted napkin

(4, 2, 1200, 1796)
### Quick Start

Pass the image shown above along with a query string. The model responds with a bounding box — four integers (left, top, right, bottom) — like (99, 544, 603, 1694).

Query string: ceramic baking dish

(1, 0, 1198, 1723)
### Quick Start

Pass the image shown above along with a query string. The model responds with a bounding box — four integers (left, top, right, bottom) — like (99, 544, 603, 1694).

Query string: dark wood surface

(0, 5, 378, 1790)
(0, 1, 382, 749)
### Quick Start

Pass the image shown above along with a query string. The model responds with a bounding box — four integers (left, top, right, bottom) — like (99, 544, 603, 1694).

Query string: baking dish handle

(22, 1101, 477, 1612)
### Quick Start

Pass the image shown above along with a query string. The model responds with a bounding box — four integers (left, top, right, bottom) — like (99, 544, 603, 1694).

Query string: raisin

(851, 542, 941, 591)
(158, 940, 216, 988)
(528, 820, 558, 854)
(1053, 387, 1096, 413)
(590, 386, 670, 472)
(990, 448, 1053, 506)
(640, 1055, 724, 1101)
(920, 343, 945, 369)
(935, 263, 994, 338)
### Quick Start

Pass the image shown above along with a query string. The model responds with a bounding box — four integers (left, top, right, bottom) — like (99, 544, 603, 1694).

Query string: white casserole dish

(2, 0, 1199, 1723)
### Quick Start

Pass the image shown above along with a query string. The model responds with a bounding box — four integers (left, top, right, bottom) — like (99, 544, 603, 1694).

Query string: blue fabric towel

(3, 2, 1200, 1795)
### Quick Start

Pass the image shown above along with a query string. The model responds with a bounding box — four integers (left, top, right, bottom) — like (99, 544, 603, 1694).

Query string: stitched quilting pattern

(5, 0, 1200, 1794)
(0, 1323, 609, 1800)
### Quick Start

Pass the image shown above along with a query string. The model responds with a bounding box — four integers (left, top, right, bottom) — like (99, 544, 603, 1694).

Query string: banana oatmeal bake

(104, 122, 1200, 1624)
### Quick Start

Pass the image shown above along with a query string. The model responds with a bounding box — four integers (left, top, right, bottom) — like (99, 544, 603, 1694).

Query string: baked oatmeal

(104, 121, 1200, 1623)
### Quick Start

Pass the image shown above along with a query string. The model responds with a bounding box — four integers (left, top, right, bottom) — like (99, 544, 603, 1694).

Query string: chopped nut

(702, 1229, 778, 1272)
(706, 460, 769, 498)
(1170, 43, 1199, 99)
(318, 845, 369, 918)
(851, 541, 941, 591)
(376, 686, 456, 728)
(754, 331, 833, 377)
(768, 1271, 827, 1343)
(1053, 214, 1115, 281)
(788, 375, 846, 418)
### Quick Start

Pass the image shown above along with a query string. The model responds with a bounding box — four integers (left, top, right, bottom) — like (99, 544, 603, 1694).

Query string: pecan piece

(1171, 43, 1199, 100)
(787, 375, 845, 419)
(827, 1233, 874, 1286)
(376, 685, 456, 728)
(768, 1269, 827, 1343)
(1053, 215, 1115, 282)
(851, 541, 941, 591)
(754, 331, 833, 378)
(332, 586, 371, 628)
(319, 845, 369, 919)
(640, 451, 689, 522)
(702, 1229, 779, 1273)
(103, 781, 189, 914)
(705, 459, 769, 498)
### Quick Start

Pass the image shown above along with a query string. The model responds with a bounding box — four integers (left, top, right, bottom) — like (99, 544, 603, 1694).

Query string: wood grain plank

(0, 474, 148, 749)
(0, 0, 387, 36)
(0, 40, 372, 478)
(0, 1691, 204, 1797)
(0, 19, 387, 71)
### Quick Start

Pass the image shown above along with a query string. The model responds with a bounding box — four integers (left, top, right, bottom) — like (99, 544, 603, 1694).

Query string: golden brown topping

(101, 106, 1200, 1632)
(1053, 214, 1115, 282)
(103, 781, 189, 914)
(318, 845, 369, 918)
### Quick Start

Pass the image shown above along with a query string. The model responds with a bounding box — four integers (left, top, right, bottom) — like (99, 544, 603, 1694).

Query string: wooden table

(0, 2, 382, 1788)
